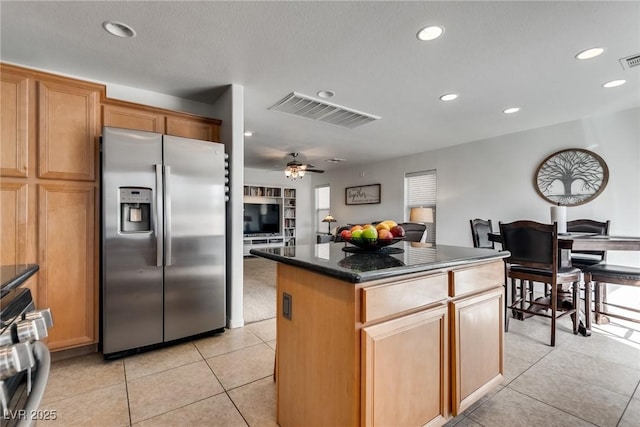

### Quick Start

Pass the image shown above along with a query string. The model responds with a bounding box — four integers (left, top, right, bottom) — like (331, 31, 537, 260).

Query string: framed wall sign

(345, 184, 381, 205)
(534, 148, 609, 206)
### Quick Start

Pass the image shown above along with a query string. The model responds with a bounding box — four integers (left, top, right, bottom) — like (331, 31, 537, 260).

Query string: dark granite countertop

(1, 264, 39, 297)
(250, 242, 508, 283)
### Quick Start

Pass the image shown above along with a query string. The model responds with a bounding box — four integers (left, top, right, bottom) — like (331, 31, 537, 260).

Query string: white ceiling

(2, 1, 639, 172)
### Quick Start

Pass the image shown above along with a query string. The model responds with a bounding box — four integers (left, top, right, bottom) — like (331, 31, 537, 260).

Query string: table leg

(582, 280, 592, 336)
(594, 282, 610, 324)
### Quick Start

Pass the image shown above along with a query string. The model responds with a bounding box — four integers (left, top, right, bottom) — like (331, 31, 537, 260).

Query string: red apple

(340, 229, 352, 239)
(390, 225, 405, 237)
(378, 229, 393, 240)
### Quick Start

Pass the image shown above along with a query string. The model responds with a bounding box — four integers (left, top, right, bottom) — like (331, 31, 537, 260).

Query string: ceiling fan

(284, 153, 324, 180)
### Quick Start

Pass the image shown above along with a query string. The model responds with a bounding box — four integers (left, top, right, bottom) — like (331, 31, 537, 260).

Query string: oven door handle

(17, 341, 50, 427)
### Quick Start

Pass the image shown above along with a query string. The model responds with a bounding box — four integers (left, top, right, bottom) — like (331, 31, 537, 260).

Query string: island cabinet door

(362, 305, 449, 427)
(450, 287, 504, 415)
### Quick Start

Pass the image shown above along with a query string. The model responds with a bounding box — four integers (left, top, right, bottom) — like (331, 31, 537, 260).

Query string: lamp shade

(409, 207, 434, 223)
(322, 214, 336, 223)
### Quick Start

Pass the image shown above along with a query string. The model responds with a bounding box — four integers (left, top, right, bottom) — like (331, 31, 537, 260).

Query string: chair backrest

(499, 220, 558, 271)
(470, 218, 495, 249)
(400, 222, 427, 242)
(566, 219, 610, 259)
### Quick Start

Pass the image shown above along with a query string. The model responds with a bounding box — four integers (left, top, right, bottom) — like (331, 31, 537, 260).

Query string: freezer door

(163, 135, 226, 341)
(102, 127, 164, 354)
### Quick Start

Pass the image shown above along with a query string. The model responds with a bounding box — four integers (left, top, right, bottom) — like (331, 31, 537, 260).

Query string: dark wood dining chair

(584, 264, 640, 333)
(470, 218, 495, 249)
(499, 220, 582, 346)
(566, 219, 610, 323)
(566, 219, 610, 266)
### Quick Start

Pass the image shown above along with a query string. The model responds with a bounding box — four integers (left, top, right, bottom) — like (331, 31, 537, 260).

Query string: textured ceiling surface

(2, 1, 639, 171)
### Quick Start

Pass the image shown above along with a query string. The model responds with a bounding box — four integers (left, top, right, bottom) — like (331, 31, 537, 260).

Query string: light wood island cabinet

(255, 243, 507, 427)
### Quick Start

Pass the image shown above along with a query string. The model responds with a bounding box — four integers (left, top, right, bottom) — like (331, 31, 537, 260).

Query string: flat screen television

(243, 203, 281, 236)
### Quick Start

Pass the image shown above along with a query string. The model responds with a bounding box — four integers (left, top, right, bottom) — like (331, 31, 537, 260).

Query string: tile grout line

(616, 380, 640, 427)
(122, 359, 133, 427)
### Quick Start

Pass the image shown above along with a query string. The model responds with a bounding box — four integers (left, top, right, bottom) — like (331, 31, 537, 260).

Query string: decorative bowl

(343, 236, 405, 251)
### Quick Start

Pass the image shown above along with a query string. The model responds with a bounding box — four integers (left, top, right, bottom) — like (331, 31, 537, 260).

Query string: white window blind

(315, 185, 331, 233)
(405, 170, 437, 243)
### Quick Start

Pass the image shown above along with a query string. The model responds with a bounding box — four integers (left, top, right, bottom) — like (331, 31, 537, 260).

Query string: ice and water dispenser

(119, 187, 152, 232)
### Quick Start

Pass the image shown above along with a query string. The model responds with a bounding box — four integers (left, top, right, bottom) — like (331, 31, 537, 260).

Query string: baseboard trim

(51, 343, 98, 362)
(227, 317, 245, 329)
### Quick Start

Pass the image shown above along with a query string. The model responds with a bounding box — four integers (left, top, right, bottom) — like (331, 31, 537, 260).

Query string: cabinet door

(1, 71, 31, 177)
(38, 80, 100, 181)
(165, 116, 220, 142)
(362, 305, 449, 427)
(39, 183, 97, 350)
(0, 182, 29, 265)
(103, 103, 164, 133)
(450, 287, 504, 415)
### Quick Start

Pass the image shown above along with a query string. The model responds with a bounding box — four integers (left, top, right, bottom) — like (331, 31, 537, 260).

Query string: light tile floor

(36, 315, 639, 427)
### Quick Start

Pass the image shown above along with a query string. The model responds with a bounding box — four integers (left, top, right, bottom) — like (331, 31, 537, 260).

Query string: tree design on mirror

(534, 148, 609, 206)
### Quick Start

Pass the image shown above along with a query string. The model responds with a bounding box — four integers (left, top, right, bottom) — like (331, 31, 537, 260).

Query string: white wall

(312, 108, 640, 266)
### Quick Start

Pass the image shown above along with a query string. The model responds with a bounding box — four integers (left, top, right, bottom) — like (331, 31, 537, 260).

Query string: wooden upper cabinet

(166, 115, 220, 142)
(38, 79, 102, 181)
(101, 99, 221, 142)
(103, 103, 164, 133)
(1, 71, 31, 177)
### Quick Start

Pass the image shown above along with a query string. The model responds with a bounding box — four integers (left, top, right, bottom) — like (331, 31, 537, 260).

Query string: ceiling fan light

(299, 169, 306, 177)
(284, 169, 292, 177)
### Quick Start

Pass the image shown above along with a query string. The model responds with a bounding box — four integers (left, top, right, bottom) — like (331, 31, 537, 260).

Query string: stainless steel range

(0, 264, 54, 427)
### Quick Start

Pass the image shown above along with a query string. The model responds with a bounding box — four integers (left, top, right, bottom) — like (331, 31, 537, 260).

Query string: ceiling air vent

(620, 53, 640, 70)
(268, 92, 380, 129)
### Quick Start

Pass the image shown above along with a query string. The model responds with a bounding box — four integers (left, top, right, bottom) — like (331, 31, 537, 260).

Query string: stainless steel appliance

(1, 264, 53, 427)
(102, 127, 226, 358)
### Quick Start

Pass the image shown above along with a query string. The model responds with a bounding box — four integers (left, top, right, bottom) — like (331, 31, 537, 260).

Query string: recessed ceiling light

(244, 131, 253, 137)
(575, 47, 605, 60)
(317, 90, 335, 99)
(503, 107, 520, 114)
(102, 21, 136, 38)
(417, 25, 445, 41)
(602, 79, 626, 88)
(439, 93, 458, 101)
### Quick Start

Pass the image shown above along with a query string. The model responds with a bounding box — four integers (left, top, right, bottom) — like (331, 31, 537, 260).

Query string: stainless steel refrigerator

(101, 127, 226, 357)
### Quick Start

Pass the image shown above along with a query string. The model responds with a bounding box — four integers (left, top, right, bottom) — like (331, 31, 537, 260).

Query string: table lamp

(409, 207, 434, 243)
(322, 214, 337, 235)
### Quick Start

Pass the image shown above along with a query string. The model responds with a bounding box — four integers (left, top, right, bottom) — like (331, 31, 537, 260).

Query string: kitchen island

(251, 242, 509, 427)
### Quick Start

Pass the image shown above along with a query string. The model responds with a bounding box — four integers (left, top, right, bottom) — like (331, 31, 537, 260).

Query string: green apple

(361, 227, 378, 240)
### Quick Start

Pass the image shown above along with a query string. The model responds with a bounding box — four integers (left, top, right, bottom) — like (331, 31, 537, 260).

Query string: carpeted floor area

(243, 256, 277, 324)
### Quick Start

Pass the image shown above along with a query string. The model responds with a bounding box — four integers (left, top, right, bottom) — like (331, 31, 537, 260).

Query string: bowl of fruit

(340, 221, 406, 252)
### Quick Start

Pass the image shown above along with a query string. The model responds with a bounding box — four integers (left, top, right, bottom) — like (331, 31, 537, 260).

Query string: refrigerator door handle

(165, 165, 172, 266)
(155, 164, 164, 267)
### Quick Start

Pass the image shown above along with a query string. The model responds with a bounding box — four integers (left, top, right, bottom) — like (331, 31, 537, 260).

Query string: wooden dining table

(488, 231, 640, 329)
(488, 232, 640, 252)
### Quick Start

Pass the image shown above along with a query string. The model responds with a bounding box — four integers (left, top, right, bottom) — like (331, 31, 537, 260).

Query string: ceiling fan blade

(305, 168, 325, 173)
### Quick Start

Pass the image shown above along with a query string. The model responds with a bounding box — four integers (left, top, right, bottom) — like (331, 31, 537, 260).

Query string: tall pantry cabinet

(1, 64, 102, 350)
